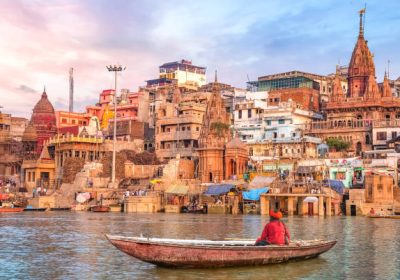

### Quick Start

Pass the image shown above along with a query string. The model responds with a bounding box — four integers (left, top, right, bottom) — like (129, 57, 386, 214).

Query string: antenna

(69, 68, 74, 112)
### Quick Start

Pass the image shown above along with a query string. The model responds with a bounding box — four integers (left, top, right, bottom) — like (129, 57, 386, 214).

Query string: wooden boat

(49, 207, 71, 211)
(24, 207, 47, 212)
(369, 215, 400, 219)
(90, 205, 110, 212)
(106, 235, 336, 268)
(0, 207, 24, 213)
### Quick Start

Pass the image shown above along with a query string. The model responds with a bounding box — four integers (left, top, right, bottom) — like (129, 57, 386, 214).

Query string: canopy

(249, 176, 275, 189)
(204, 184, 234, 196)
(242, 187, 269, 201)
(303, 196, 318, 203)
(324, 179, 345, 194)
(165, 184, 189, 195)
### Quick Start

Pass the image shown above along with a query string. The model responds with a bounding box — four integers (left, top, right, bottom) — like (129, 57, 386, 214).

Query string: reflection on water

(0, 213, 399, 279)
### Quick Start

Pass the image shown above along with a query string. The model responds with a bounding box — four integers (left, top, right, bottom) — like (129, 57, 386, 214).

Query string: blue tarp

(324, 179, 345, 194)
(204, 184, 235, 196)
(242, 187, 269, 201)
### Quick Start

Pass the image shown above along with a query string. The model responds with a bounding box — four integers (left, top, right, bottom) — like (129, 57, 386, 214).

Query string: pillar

(326, 197, 332, 216)
(298, 199, 303, 216)
(288, 196, 294, 216)
(260, 194, 270, 215)
(318, 196, 324, 216)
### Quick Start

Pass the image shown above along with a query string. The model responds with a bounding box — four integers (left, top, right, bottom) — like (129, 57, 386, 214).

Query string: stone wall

(62, 157, 85, 183)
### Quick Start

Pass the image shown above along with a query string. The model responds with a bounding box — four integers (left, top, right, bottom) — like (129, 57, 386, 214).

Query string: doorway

(350, 205, 356, 216)
(307, 202, 314, 216)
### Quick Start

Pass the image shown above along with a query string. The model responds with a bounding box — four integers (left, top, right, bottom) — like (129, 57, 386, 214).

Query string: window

(182, 127, 185, 131)
(292, 133, 296, 137)
(278, 119, 285, 124)
(238, 110, 242, 119)
(377, 132, 387, 141)
(392, 131, 397, 139)
(187, 126, 191, 131)
(166, 128, 170, 132)
(396, 112, 400, 119)
(196, 127, 200, 131)
(62, 118, 67, 124)
(248, 109, 252, 118)
(72, 119, 76, 124)
(273, 132, 277, 138)
(266, 120, 271, 126)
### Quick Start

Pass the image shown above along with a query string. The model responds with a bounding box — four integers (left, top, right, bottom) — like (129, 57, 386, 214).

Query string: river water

(0, 212, 399, 280)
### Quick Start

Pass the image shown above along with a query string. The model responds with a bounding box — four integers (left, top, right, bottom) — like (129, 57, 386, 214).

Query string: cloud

(0, 0, 399, 118)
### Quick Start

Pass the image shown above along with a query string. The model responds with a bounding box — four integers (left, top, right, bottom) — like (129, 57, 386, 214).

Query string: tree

(326, 138, 351, 151)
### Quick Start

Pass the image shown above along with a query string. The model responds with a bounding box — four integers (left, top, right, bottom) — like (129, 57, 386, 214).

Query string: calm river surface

(0, 212, 399, 280)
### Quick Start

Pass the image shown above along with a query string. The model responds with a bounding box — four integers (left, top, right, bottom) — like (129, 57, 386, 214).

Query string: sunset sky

(1, 0, 399, 117)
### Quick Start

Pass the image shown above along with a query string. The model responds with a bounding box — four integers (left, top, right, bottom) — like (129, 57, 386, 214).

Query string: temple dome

(226, 136, 247, 149)
(32, 91, 55, 114)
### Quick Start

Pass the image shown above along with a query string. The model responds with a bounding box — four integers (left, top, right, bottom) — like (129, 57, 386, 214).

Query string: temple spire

(214, 70, 218, 83)
(359, 8, 366, 37)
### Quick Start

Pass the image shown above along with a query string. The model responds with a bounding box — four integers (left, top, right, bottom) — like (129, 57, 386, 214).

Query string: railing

(47, 135, 103, 145)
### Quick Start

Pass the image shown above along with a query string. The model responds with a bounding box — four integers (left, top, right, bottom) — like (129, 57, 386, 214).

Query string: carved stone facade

(197, 79, 249, 183)
(307, 11, 400, 154)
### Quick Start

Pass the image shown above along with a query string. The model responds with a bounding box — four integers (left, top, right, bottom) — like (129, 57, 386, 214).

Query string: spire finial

(359, 7, 366, 37)
(214, 70, 218, 83)
(43, 85, 46, 93)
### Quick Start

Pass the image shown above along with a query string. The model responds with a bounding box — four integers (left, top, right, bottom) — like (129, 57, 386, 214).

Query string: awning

(304, 196, 318, 203)
(204, 184, 235, 196)
(323, 179, 345, 194)
(242, 187, 269, 201)
(296, 166, 316, 173)
(249, 176, 275, 189)
(165, 184, 189, 195)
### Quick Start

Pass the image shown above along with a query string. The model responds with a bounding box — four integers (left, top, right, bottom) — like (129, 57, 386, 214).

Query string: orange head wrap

(269, 209, 283, 219)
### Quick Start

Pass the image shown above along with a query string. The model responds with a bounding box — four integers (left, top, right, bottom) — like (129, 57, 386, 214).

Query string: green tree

(326, 138, 351, 151)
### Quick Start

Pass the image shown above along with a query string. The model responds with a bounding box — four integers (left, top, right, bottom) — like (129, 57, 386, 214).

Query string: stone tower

(347, 9, 377, 98)
(198, 77, 231, 183)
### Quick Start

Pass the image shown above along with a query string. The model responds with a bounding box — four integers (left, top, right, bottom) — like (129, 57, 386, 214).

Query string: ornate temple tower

(29, 89, 57, 155)
(347, 9, 377, 98)
(198, 76, 231, 183)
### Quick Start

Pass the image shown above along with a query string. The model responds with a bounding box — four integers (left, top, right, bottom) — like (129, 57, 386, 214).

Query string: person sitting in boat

(369, 208, 375, 216)
(255, 209, 290, 246)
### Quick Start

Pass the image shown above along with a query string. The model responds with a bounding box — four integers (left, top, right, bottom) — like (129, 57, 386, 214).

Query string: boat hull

(369, 215, 400, 219)
(90, 206, 110, 212)
(0, 207, 24, 213)
(106, 235, 336, 268)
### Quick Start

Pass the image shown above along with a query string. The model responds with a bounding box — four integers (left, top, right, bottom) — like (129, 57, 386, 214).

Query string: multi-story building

(146, 59, 206, 91)
(248, 70, 347, 109)
(307, 11, 400, 155)
(55, 111, 91, 129)
(234, 99, 267, 143)
(0, 112, 23, 177)
(155, 91, 209, 162)
(237, 101, 321, 160)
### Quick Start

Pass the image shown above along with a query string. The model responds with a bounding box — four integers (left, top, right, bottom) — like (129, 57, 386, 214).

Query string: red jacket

(256, 220, 290, 245)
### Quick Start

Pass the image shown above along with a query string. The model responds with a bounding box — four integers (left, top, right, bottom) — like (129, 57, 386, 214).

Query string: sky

(0, 0, 399, 118)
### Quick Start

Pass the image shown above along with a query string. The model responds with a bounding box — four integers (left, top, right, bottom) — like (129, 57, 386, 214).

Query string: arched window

(365, 134, 371, 145)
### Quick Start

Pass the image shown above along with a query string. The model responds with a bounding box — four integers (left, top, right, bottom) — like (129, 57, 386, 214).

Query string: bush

(326, 138, 351, 151)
